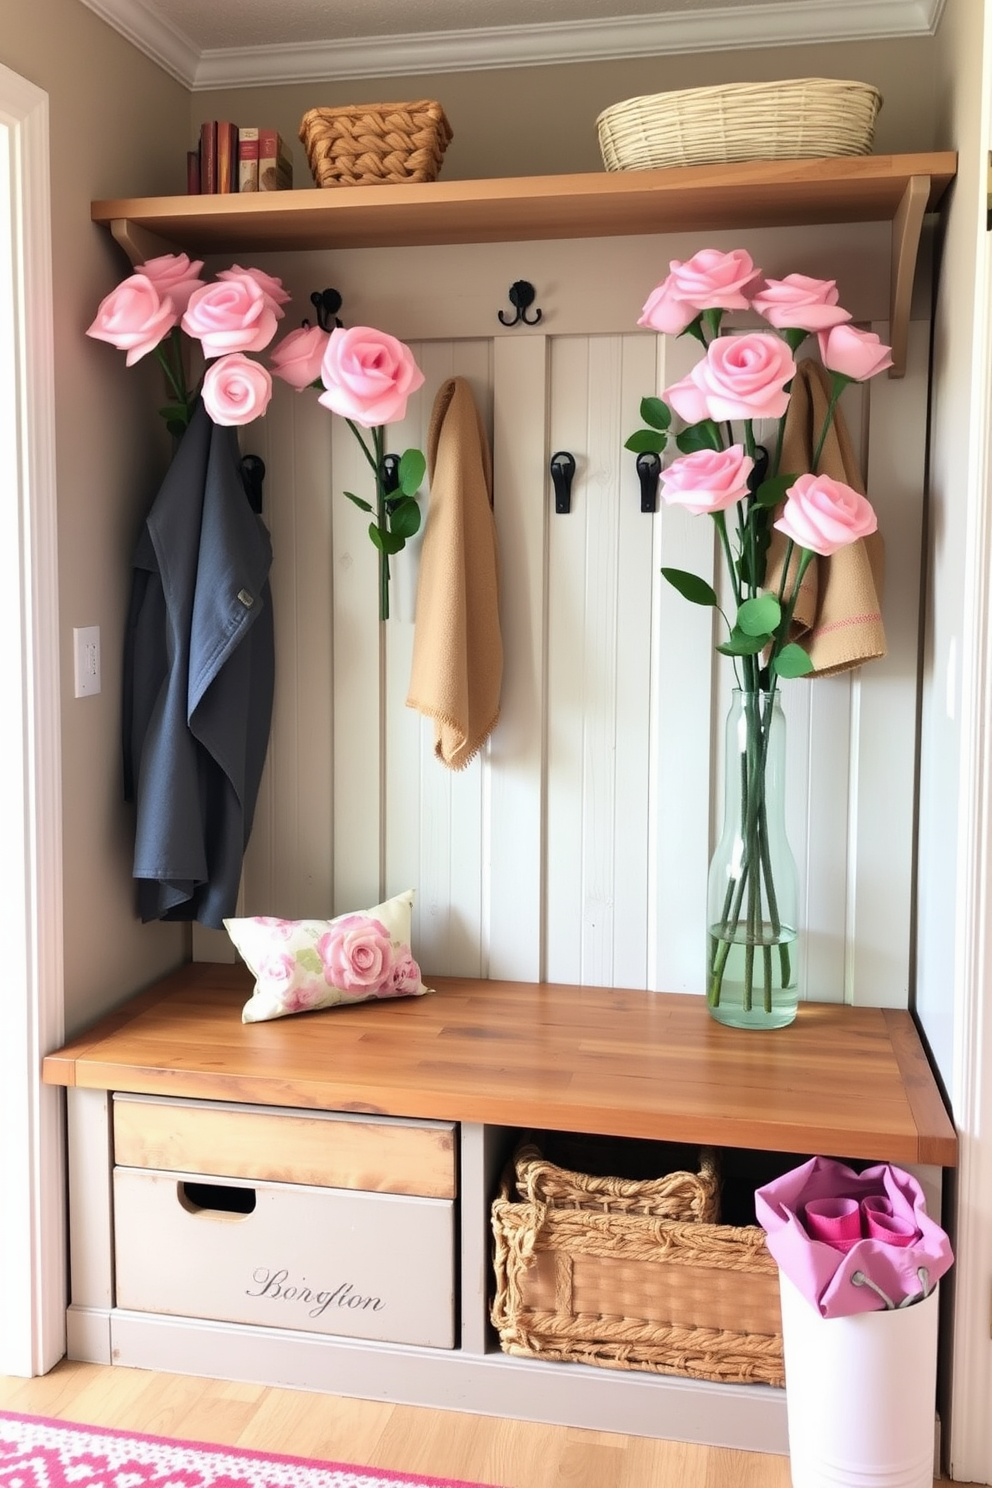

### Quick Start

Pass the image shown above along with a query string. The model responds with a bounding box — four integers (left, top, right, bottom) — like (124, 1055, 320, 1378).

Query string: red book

(217, 121, 237, 194)
(199, 120, 217, 193)
(186, 148, 201, 195)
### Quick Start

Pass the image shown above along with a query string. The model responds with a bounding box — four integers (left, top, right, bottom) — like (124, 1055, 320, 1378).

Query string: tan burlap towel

(406, 376, 502, 769)
(765, 359, 886, 677)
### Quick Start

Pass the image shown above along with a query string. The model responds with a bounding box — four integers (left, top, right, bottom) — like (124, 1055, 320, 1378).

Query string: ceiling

(78, 0, 945, 90)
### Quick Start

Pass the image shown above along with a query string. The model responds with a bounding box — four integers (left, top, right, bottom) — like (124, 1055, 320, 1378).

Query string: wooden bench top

(42, 964, 957, 1167)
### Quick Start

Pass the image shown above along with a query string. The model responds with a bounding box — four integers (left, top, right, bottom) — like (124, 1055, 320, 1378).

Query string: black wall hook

(240, 454, 266, 514)
(550, 451, 576, 514)
(499, 280, 542, 327)
(380, 452, 401, 496)
(311, 288, 343, 330)
(636, 451, 661, 513)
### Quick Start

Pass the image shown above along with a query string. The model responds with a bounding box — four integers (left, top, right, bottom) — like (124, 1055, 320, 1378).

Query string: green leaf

(296, 948, 323, 974)
(369, 522, 405, 555)
(753, 473, 799, 509)
(676, 419, 722, 454)
(343, 491, 374, 513)
(737, 594, 781, 637)
(773, 643, 815, 678)
(398, 448, 426, 496)
(158, 404, 190, 422)
(717, 628, 771, 657)
(624, 428, 668, 454)
(661, 567, 718, 607)
(639, 396, 671, 432)
(389, 495, 422, 540)
(165, 419, 188, 439)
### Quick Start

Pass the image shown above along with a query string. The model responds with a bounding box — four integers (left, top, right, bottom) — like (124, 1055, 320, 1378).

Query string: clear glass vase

(706, 689, 799, 1030)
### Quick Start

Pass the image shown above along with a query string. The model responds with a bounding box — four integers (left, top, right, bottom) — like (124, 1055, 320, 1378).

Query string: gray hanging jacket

(123, 399, 274, 927)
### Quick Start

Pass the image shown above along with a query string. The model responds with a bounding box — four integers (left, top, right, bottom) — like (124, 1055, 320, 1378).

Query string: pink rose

(270, 324, 331, 390)
(663, 371, 714, 426)
(751, 274, 852, 333)
(660, 445, 754, 516)
(666, 248, 762, 312)
(139, 252, 204, 314)
(774, 473, 878, 556)
(201, 353, 272, 426)
(317, 915, 394, 991)
(284, 980, 326, 1013)
(318, 325, 425, 428)
(690, 333, 796, 421)
(385, 950, 422, 997)
(182, 276, 279, 358)
(251, 915, 294, 937)
(86, 273, 178, 365)
(258, 953, 295, 991)
(217, 265, 290, 317)
(638, 278, 698, 335)
(818, 324, 894, 381)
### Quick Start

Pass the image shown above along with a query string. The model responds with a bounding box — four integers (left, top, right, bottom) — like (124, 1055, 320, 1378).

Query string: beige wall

(1, 0, 190, 1034)
(196, 36, 940, 186)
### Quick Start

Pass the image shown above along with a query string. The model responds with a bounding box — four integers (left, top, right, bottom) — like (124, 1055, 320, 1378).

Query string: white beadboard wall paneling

(384, 339, 494, 977)
(651, 332, 720, 995)
(241, 388, 335, 919)
(488, 336, 549, 983)
(853, 318, 929, 1007)
(331, 409, 385, 911)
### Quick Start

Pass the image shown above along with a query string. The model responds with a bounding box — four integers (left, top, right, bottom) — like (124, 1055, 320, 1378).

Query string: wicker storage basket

(491, 1138, 784, 1387)
(596, 78, 882, 172)
(299, 101, 452, 187)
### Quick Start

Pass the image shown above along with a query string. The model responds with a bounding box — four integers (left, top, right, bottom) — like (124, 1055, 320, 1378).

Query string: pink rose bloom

(201, 353, 272, 426)
(818, 323, 894, 381)
(638, 278, 698, 335)
(317, 915, 394, 991)
(139, 252, 204, 314)
(692, 332, 796, 421)
(86, 273, 178, 365)
(284, 981, 326, 1013)
(182, 275, 279, 358)
(666, 248, 762, 312)
(660, 445, 754, 517)
(258, 953, 295, 991)
(663, 370, 713, 425)
(217, 265, 290, 317)
(774, 472, 878, 556)
(385, 950, 422, 997)
(751, 274, 852, 333)
(318, 325, 425, 427)
(270, 324, 331, 390)
(251, 915, 294, 937)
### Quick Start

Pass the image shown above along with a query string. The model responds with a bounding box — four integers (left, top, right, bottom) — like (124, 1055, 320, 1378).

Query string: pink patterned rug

(0, 1412, 500, 1488)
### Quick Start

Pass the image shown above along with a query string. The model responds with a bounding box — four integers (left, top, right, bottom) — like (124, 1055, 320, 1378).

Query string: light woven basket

(491, 1140, 784, 1387)
(596, 78, 882, 172)
(299, 100, 453, 187)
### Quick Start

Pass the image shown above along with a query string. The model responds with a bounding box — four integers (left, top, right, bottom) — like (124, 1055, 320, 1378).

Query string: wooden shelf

(43, 964, 957, 1167)
(92, 152, 956, 379)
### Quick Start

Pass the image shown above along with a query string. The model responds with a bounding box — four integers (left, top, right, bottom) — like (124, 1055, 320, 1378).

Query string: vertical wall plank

(488, 336, 549, 981)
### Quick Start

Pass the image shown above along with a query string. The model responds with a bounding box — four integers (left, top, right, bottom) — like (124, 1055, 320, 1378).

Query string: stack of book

(188, 124, 293, 194)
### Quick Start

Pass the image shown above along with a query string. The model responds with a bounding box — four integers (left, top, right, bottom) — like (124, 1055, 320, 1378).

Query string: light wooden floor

(0, 1360, 968, 1488)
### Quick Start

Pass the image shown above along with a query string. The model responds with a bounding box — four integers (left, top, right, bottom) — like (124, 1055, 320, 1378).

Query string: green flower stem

(372, 424, 390, 623)
(810, 376, 848, 472)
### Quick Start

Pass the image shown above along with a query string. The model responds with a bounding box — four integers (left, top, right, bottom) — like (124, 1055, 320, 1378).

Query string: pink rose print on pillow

(252, 916, 294, 939)
(317, 915, 394, 992)
(283, 979, 327, 1013)
(385, 950, 422, 998)
(258, 952, 295, 994)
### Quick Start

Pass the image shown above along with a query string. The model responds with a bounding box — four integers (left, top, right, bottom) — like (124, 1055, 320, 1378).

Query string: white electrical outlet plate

(73, 625, 101, 698)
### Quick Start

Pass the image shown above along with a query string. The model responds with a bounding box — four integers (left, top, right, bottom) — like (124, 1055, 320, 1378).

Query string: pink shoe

(803, 1196, 862, 1251)
(862, 1195, 918, 1247)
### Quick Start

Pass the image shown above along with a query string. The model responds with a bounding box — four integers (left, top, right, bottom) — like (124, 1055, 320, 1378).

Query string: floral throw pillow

(225, 889, 431, 1025)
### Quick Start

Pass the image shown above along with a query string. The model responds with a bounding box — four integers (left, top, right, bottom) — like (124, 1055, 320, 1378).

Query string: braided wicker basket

(299, 101, 452, 187)
(491, 1139, 784, 1387)
(596, 78, 882, 172)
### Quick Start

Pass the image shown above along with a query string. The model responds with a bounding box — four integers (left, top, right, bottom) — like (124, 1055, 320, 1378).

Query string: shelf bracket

(110, 217, 181, 269)
(888, 175, 930, 380)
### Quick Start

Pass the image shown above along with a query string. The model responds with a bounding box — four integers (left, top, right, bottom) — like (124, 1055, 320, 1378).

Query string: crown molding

(77, 0, 200, 86)
(78, 0, 946, 91)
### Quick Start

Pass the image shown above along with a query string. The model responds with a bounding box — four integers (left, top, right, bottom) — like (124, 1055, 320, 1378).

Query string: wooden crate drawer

(113, 1094, 456, 1198)
(113, 1165, 455, 1347)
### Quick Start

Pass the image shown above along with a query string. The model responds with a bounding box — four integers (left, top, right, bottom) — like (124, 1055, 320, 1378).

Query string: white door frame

(0, 62, 65, 1376)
